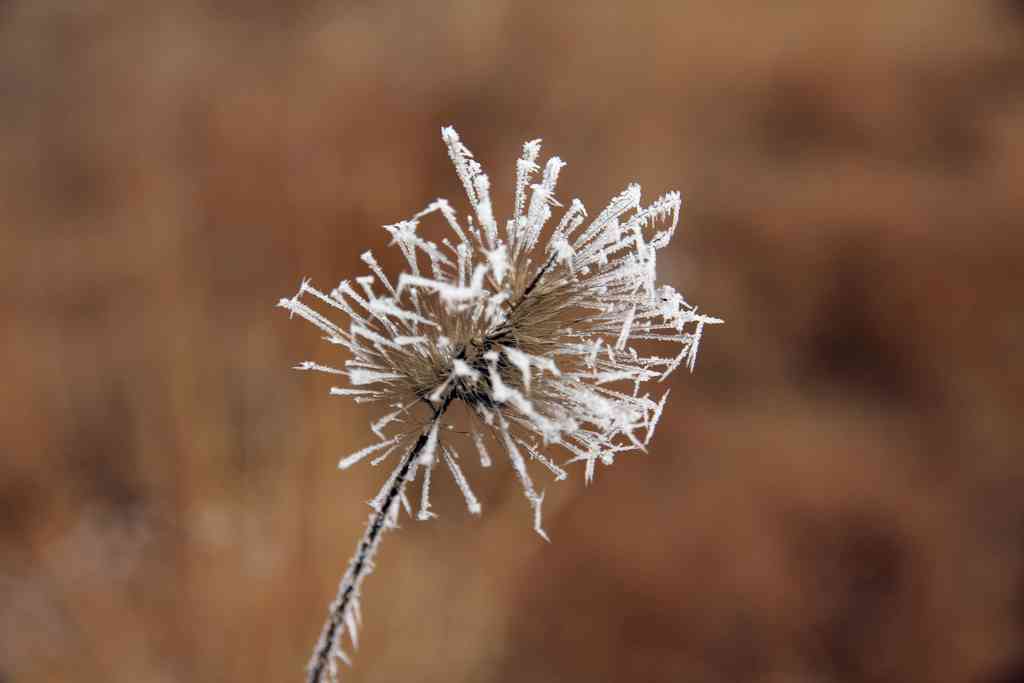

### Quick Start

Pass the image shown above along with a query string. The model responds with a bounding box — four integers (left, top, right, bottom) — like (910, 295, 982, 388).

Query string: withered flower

(279, 127, 720, 682)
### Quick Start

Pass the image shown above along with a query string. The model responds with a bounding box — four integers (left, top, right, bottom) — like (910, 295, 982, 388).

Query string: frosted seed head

(280, 125, 720, 527)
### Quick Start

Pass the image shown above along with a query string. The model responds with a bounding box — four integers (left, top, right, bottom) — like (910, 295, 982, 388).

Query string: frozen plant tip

(278, 126, 721, 682)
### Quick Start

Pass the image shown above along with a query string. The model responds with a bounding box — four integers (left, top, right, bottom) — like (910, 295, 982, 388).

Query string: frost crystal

(279, 127, 721, 683)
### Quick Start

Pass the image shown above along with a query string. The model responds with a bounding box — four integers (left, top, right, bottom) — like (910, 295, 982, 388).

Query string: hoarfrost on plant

(279, 126, 720, 682)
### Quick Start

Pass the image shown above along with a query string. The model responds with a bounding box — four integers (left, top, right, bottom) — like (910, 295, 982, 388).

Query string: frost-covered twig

(307, 398, 451, 683)
(279, 126, 721, 681)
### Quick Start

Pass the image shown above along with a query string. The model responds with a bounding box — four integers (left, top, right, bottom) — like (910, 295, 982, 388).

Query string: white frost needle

(278, 126, 721, 683)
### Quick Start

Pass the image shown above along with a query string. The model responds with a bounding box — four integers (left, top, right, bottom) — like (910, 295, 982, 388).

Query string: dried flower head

(278, 127, 720, 682)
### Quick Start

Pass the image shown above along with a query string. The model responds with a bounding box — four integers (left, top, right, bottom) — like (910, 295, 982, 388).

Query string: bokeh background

(3, 1, 1024, 681)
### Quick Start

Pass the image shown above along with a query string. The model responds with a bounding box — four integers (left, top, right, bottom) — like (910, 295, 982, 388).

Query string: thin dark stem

(508, 252, 558, 317)
(306, 397, 452, 683)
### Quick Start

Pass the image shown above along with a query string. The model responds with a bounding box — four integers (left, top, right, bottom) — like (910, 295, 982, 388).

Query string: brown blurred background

(2, 1, 1024, 681)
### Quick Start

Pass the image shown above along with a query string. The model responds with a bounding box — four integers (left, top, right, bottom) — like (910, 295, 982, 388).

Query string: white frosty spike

(615, 304, 637, 351)
(496, 416, 549, 539)
(371, 409, 405, 440)
(427, 376, 453, 404)
(550, 197, 587, 243)
(385, 221, 422, 277)
(472, 174, 498, 248)
(441, 126, 499, 248)
(687, 316, 722, 371)
(584, 451, 597, 484)
(394, 335, 429, 346)
(334, 279, 377, 315)
(484, 353, 558, 438)
(300, 279, 357, 316)
(502, 346, 533, 391)
(295, 361, 344, 375)
(485, 244, 509, 285)
(351, 323, 402, 351)
(333, 647, 351, 667)
(443, 447, 481, 515)
(330, 387, 383, 398)
(499, 418, 534, 496)
(521, 156, 565, 255)
(419, 420, 440, 466)
(573, 183, 641, 251)
(513, 139, 543, 233)
(385, 224, 456, 270)
(277, 296, 344, 339)
(338, 436, 403, 470)
(472, 430, 492, 468)
(325, 283, 374, 329)
(344, 610, 359, 650)
(530, 491, 550, 542)
(441, 126, 479, 206)
(645, 389, 670, 446)
(355, 276, 377, 303)
(397, 273, 485, 304)
(348, 368, 403, 386)
(417, 456, 436, 520)
(399, 490, 413, 517)
(415, 198, 467, 245)
(514, 436, 568, 481)
(360, 251, 397, 298)
(369, 297, 439, 328)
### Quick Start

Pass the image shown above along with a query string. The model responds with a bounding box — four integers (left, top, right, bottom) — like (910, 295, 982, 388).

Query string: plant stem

(307, 398, 451, 683)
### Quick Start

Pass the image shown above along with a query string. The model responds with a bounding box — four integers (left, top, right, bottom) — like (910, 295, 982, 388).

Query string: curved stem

(307, 398, 451, 683)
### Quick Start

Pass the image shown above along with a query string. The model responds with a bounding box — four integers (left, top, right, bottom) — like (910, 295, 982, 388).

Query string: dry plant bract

(278, 126, 721, 682)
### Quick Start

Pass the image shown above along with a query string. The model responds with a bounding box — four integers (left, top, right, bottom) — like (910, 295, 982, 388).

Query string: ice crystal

(278, 127, 721, 682)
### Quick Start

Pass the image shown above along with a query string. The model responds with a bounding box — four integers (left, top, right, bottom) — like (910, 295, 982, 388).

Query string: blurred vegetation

(2, 1, 1023, 681)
